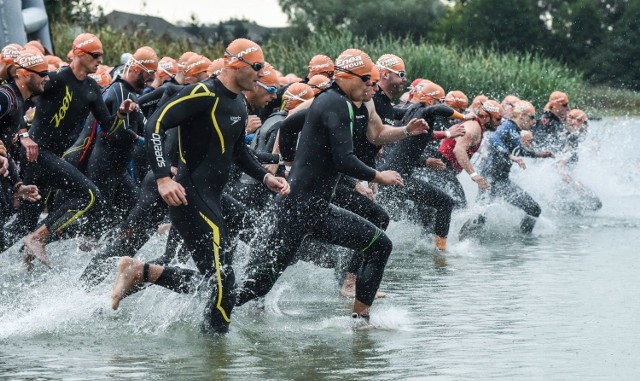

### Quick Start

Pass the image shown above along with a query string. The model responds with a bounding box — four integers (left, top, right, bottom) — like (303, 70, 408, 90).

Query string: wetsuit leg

(490, 178, 541, 233)
(310, 205, 392, 306)
(404, 177, 454, 238)
(331, 185, 390, 275)
(79, 171, 167, 287)
(428, 168, 467, 209)
(21, 148, 101, 237)
(162, 184, 235, 334)
(236, 196, 314, 306)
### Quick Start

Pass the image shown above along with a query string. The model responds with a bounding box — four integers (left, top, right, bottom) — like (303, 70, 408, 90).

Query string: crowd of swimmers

(0, 34, 600, 333)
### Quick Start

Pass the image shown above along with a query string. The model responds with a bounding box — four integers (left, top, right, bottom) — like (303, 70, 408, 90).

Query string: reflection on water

(1, 117, 640, 380)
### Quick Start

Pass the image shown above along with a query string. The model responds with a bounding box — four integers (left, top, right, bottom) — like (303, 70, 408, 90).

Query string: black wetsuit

(61, 78, 145, 238)
(532, 111, 564, 153)
(144, 78, 268, 334)
(379, 104, 456, 238)
(0, 82, 27, 250)
(236, 84, 392, 308)
(480, 119, 541, 233)
(12, 67, 119, 241)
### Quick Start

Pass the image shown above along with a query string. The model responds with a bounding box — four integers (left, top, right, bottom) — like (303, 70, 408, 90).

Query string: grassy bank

(51, 24, 639, 115)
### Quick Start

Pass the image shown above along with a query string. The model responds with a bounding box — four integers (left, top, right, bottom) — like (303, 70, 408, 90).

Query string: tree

(584, 0, 640, 89)
(277, 0, 444, 40)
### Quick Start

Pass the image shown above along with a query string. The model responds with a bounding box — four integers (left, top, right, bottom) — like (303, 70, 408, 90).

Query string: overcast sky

(92, 0, 289, 27)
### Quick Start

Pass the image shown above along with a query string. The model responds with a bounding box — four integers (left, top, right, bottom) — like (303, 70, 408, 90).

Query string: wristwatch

(18, 132, 30, 140)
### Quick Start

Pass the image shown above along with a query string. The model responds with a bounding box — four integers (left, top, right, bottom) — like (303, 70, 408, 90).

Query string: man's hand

(21, 136, 39, 162)
(355, 181, 374, 200)
(510, 155, 526, 169)
(263, 173, 290, 195)
(118, 99, 139, 118)
(246, 115, 262, 134)
(374, 170, 404, 186)
(15, 184, 40, 202)
(157, 176, 187, 206)
(471, 174, 489, 190)
(405, 118, 429, 136)
(536, 150, 555, 158)
(448, 124, 466, 138)
(426, 158, 446, 170)
(0, 156, 8, 177)
(0, 140, 7, 157)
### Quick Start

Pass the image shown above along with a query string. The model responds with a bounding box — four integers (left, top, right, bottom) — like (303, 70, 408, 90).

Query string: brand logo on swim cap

(336, 55, 364, 70)
(310, 63, 331, 71)
(482, 103, 500, 113)
(160, 61, 175, 70)
(19, 54, 45, 68)
(378, 57, 400, 68)
(2, 46, 20, 59)
(514, 104, 531, 113)
(187, 60, 206, 71)
(236, 46, 258, 58)
(76, 39, 95, 49)
(137, 59, 156, 64)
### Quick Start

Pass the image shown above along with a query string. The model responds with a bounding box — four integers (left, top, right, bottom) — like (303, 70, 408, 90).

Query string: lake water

(1, 117, 639, 380)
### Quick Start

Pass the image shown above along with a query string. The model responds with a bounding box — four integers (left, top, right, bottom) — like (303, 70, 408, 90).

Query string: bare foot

(23, 234, 51, 268)
(111, 257, 143, 310)
(157, 223, 172, 235)
(340, 280, 356, 298)
(341, 277, 386, 299)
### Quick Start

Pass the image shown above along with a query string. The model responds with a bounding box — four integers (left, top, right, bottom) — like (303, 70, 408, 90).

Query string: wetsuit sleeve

(145, 84, 214, 179)
(232, 131, 268, 181)
(279, 108, 308, 162)
(137, 86, 167, 117)
(490, 124, 512, 155)
(250, 148, 280, 164)
(0, 88, 13, 119)
(99, 84, 140, 143)
(90, 82, 122, 139)
(324, 101, 376, 182)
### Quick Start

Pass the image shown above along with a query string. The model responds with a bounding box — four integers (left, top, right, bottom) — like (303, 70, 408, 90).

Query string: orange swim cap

(1, 43, 23, 65)
(472, 95, 488, 107)
(259, 62, 278, 87)
(45, 55, 63, 67)
(334, 49, 374, 79)
(412, 80, 445, 104)
(308, 54, 334, 77)
(549, 91, 569, 105)
(206, 58, 225, 77)
(512, 100, 535, 116)
(88, 65, 112, 87)
(283, 82, 314, 111)
(72, 33, 103, 56)
(501, 95, 521, 108)
(178, 51, 197, 71)
(158, 56, 178, 79)
(224, 38, 264, 70)
(25, 40, 46, 55)
(130, 46, 159, 72)
(567, 109, 588, 125)
(15, 50, 48, 75)
(479, 99, 504, 121)
(185, 54, 212, 77)
(444, 90, 468, 111)
(376, 54, 405, 73)
(308, 74, 332, 95)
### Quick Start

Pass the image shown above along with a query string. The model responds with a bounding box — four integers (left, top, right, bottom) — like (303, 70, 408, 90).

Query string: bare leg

(111, 257, 163, 310)
(341, 273, 385, 298)
(23, 225, 51, 268)
(352, 299, 370, 316)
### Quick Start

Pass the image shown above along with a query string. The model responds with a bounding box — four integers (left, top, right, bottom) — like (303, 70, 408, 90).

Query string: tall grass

(264, 32, 589, 112)
(50, 24, 639, 114)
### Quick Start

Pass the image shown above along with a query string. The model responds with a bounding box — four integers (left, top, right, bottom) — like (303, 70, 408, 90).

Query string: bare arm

(364, 100, 428, 145)
(453, 121, 489, 190)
